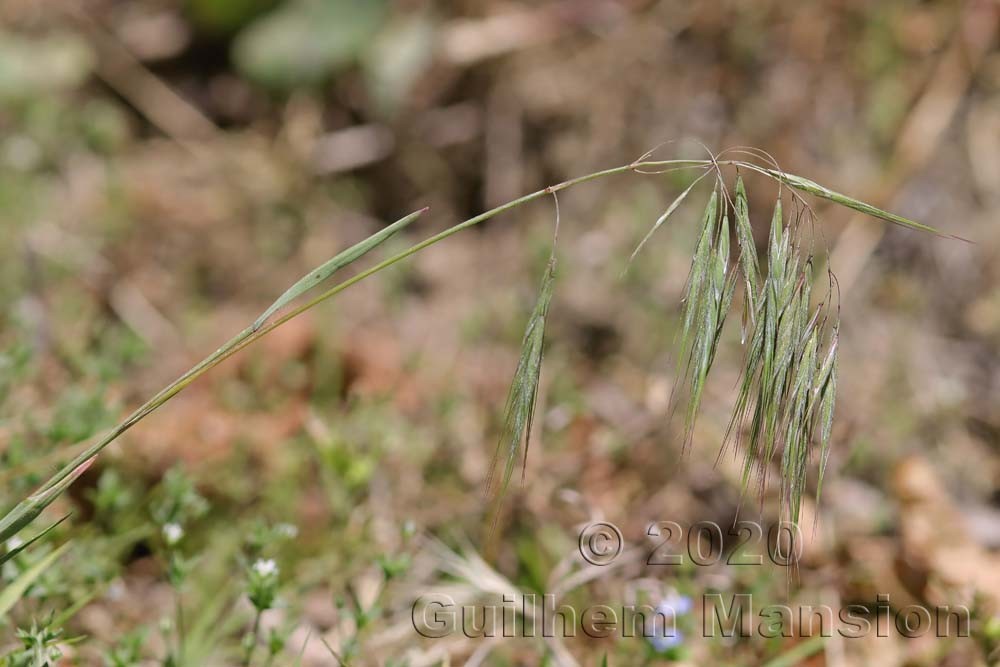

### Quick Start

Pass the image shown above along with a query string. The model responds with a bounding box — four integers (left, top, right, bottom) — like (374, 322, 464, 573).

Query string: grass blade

(0, 542, 71, 617)
(253, 207, 428, 330)
(747, 166, 960, 239)
(0, 457, 94, 545)
(0, 515, 69, 567)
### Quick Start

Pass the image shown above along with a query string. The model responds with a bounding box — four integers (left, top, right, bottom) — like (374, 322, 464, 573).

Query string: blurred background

(1, 0, 999, 665)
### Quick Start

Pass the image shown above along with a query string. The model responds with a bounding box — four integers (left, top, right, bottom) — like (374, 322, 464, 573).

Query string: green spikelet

(678, 190, 719, 368)
(682, 193, 738, 448)
(486, 255, 556, 514)
(812, 328, 839, 508)
(782, 326, 817, 523)
(734, 177, 760, 338)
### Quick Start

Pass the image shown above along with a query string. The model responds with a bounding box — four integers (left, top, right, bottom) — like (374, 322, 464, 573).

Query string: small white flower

(252, 558, 279, 578)
(162, 522, 184, 546)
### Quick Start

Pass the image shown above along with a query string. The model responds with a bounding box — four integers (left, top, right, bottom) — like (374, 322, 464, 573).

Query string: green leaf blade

(253, 207, 427, 330)
(0, 542, 71, 617)
(756, 167, 963, 239)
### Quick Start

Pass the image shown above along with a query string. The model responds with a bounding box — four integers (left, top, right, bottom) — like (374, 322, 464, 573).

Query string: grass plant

(0, 148, 950, 552)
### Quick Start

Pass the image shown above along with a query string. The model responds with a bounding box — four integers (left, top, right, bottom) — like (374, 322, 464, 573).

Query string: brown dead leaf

(892, 455, 1000, 612)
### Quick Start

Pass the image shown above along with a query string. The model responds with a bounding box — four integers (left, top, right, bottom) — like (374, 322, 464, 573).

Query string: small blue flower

(657, 593, 693, 617)
(647, 593, 692, 653)
(649, 628, 684, 652)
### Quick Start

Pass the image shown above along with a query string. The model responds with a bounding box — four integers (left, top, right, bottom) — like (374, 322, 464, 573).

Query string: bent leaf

(254, 207, 427, 330)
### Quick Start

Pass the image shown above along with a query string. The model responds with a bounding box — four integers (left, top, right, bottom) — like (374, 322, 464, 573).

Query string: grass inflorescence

(627, 163, 844, 523)
(0, 148, 951, 552)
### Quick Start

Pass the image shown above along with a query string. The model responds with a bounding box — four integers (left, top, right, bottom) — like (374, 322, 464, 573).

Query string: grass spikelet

(723, 189, 825, 522)
(746, 198, 791, 486)
(781, 325, 817, 523)
(733, 176, 759, 338)
(485, 252, 556, 518)
(680, 189, 739, 447)
(768, 199, 786, 288)
(708, 209, 738, 369)
(684, 299, 717, 447)
(678, 190, 719, 367)
(723, 303, 764, 469)
(812, 328, 838, 507)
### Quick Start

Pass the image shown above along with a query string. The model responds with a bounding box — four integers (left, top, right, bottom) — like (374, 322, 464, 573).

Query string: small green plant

(241, 558, 280, 666)
(104, 628, 146, 667)
(237, 520, 300, 666)
(0, 147, 957, 551)
(150, 468, 209, 666)
(2, 614, 79, 667)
